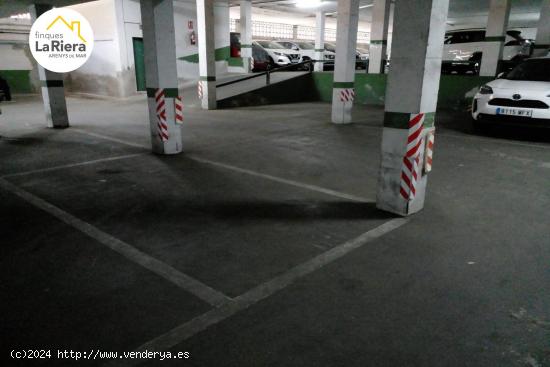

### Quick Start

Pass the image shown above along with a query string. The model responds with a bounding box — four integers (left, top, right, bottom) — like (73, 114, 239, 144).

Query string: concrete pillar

(141, 0, 182, 155)
(376, 0, 449, 216)
(479, 0, 511, 77)
(331, 0, 360, 124)
(29, 4, 69, 129)
(314, 11, 325, 72)
(292, 25, 299, 40)
(240, 0, 252, 73)
(368, 0, 391, 74)
(533, 0, 550, 57)
(197, 0, 217, 109)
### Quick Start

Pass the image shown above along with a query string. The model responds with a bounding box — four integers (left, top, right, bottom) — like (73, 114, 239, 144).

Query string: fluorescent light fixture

(296, 0, 322, 8)
(10, 13, 31, 19)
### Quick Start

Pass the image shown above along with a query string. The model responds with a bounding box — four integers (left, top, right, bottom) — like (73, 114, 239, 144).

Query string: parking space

(2, 95, 550, 366)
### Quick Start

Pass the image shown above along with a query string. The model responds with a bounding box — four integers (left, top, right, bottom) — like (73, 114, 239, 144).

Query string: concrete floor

(1, 93, 549, 366)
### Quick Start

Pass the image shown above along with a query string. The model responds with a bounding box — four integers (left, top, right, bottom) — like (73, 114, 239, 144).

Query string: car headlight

(479, 85, 493, 94)
(274, 52, 284, 56)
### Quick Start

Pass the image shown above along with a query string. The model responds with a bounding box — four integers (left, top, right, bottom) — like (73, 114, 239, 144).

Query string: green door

(133, 38, 146, 92)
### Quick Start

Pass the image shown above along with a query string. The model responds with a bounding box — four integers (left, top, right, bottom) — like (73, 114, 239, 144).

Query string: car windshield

(257, 41, 285, 49)
(324, 43, 336, 52)
(357, 48, 369, 54)
(297, 42, 314, 50)
(505, 59, 550, 82)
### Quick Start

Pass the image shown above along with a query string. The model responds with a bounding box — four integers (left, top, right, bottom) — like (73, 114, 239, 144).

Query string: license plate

(496, 107, 533, 117)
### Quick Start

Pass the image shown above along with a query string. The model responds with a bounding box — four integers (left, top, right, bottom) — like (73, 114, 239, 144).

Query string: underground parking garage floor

(1, 96, 550, 367)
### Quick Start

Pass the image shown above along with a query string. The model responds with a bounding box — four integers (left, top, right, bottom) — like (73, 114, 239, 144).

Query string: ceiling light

(296, 0, 322, 8)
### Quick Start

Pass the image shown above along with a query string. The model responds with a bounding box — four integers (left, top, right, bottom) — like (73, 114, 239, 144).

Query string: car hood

(488, 78, 550, 92)
(268, 49, 292, 54)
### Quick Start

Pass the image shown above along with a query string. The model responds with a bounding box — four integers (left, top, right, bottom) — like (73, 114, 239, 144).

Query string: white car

(255, 40, 300, 67)
(443, 29, 534, 74)
(471, 57, 550, 127)
(276, 40, 336, 64)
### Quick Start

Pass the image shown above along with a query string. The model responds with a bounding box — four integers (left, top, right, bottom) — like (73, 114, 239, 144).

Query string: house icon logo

(29, 8, 94, 73)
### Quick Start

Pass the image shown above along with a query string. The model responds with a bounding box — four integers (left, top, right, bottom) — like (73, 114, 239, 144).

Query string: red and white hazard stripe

(250, 57, 255, 71)
(424, 130, 435, 173)
(400, 113, 424, 201)
(197, 81, 203, 100)
(155, 88, 169, 142)
(339, 88, 355, 102)
(175, 96, 184, 125)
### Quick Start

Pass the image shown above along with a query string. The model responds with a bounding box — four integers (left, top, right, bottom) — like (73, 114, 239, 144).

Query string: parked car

(323, 42, 365, 70)
(442, 29, 534, 75)
(356, 48, 369, 69)
(471, 57, 550, 128)
(0, 76, 11, 102)
(251, 41, 271, 71)
(255, 40, 298, 67)
(230, 32, 241, 58)
(275, 40, 335, 70)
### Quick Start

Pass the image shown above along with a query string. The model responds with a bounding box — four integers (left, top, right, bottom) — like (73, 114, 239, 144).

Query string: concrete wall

(0, 17, 39, 93)
(63, 0, 230, 97)
(311, 72, 494, 110)
(65, 0, 130, 97)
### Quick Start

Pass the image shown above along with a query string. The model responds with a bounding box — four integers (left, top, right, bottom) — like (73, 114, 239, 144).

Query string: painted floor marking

(113, 218, 407, 366)
(188, 155, 372, 203)
(0, 178, 231, 308)
(1, 153, 146, 178)
(72, 129, 373, 203)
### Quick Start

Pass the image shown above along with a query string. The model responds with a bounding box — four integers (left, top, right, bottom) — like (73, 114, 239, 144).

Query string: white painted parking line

(188, 155, 372, 203)
(117, 218, 408, 366)
(0, 178, 231, 308)
(72, 128, 150, 149)
(1, 153, 146, 178)
(71, 129, 373, 203)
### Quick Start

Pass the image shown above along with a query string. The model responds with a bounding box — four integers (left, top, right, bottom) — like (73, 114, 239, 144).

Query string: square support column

(368, 0, 391, 74)
(29, 4, 69, 129)
(240, 0, 252, 73)
(314, 11, 326, 72)
(479, 0, 511, 77)
(141, 0, 183, 155)
(197, 0, 217, 109)
(376, 0, 449, 216)
(534, 0, 550, 57)
(331, 0, 360, 124)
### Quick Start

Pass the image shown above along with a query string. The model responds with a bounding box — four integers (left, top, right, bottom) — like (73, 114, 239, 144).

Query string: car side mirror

(293, 46, 299, 51)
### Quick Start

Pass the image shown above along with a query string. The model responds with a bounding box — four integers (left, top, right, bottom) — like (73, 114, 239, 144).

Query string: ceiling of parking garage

(229, 0, 544, 28)
(0, 0, 94, 18)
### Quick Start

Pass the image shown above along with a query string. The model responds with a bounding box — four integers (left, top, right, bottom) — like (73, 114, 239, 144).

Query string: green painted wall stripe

(146, 88, 179, 98)
(423, 112, 436, 128)
(41, 80, 64, 88)
(199, 76, 216, 81)
(240, 44, 252, 48)
(383, 112, 410, 129)
(178, 46, 230, 63)
(228, 57, 244, 67)
(0, 70, 33, 93)
(370, 40, 388, 45)
(314, 48, 324, 52)
(534, 44, 550, 49)
(383, 112, 436, 129)
(484, 36, 505, 42)
(333, 81, 354, 88)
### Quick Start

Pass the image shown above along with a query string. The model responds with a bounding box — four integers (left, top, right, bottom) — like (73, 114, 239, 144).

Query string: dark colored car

(230, 32, 241, 58)
(252, 41, 270, 71)
(0, 76, 11, 102)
